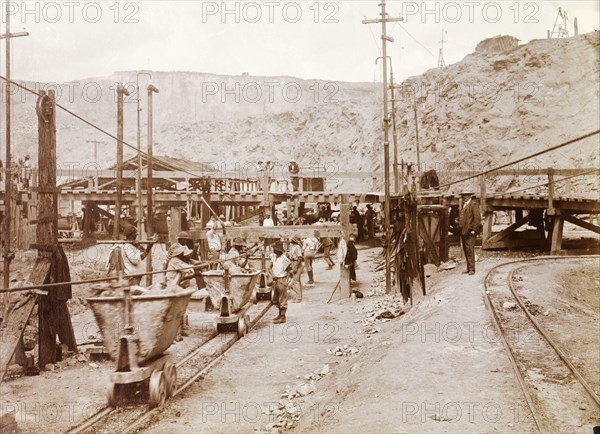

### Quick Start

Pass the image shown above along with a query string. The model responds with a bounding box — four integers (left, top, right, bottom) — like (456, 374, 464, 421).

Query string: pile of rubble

(327, 345, 359, 356)
(255, 365, 330, 433)
(354, 295, 406, 334)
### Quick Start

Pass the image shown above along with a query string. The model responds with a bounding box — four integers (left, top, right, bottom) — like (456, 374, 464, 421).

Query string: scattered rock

(424, 263, 437, 277)
(328, 346, 359, 356)
(88, 362, 99, 369)
(502, 301, 517, 310)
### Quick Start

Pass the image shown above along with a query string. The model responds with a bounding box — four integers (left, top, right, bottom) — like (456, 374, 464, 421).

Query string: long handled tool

(326, 280, 341, 304)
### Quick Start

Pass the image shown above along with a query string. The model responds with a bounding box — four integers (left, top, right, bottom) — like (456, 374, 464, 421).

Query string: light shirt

(118, 243, 145, 276)
(288, 244, 303, 260)
(463, 198, 472, 209)
(263, 218, 274, 227)
(206, 229, 221, 251)
(270, 253, 291, 278)
(303, 237, 320, 254)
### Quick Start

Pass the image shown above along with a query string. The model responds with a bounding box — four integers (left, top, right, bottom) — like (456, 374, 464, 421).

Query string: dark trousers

(348, 263, 356, 281)
(322, 245, 334, 267)
(461, 234, 476, 272)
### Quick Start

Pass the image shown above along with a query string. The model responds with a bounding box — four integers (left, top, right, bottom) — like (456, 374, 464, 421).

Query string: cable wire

(425, 130, 600, 192)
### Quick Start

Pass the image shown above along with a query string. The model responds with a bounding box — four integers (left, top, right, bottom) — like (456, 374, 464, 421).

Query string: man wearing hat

(164, 231, 206, 288)
(269, 241, 292, 323)
(222, 237, 248, 270)
(288, 236, 304, 302)
(458, 191, 482, 275)
(302, 231, 321, 285)
(107, 224, 155, 285)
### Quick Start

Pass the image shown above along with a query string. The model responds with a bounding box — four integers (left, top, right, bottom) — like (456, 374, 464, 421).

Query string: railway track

(484, 256, 600, 433)
(65, 300, 273, 434)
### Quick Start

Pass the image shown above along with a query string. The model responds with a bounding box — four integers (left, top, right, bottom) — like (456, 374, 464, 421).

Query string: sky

(0, 1, 598, 84)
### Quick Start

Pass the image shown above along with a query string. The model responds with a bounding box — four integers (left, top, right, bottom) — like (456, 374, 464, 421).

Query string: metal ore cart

(201, 269, 261, 336)
(87, 286, 195, 408)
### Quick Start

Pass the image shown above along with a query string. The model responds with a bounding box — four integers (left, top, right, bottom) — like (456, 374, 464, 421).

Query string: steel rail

(64, 301, 273, 434)
(483, 255, 600, 433)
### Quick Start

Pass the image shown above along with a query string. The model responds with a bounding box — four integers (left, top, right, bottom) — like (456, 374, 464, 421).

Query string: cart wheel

(237, 316, 247, 337)
(163, 363, 177, 397)
(245, 314, 251, 330)
(216, 322, 226, 334)
(149, 371, 167, 408)
(251, 291, 258, 305)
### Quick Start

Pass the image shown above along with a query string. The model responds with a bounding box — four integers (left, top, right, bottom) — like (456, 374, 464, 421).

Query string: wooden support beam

(479, 174, 487, 213)
(482, 211, 494, 244)
(547, 167, 556, 216)
(484, 214, 530, 245)
(169, 207, 182, 245)
(189, 225, 347, 242)
(340, 202, 351, 299)
(35, 90, 76, 369)
(550, 216, 564, 255)
(563, 214, 600, 235)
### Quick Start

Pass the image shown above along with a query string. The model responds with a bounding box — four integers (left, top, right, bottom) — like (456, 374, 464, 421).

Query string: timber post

(340, 200, 351, 298)
(35, 89, 76, 368)
(114, 84, 130, 239)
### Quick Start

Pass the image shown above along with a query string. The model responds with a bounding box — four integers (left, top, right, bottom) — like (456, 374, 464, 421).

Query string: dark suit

(458, 198, 481, 273)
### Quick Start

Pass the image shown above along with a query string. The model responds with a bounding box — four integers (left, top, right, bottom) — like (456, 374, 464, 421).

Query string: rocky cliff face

(5, 32, 599, 194)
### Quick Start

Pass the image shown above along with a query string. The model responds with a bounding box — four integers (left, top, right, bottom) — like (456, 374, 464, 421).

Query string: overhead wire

(0, 74, 247, 215)
(423, 129, 600, 192)
(489, 168, 600, 197)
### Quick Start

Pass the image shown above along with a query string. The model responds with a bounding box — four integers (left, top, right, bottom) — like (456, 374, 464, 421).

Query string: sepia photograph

(0, 1, 599, 433)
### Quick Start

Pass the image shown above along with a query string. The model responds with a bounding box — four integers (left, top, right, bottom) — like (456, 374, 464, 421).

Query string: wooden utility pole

(85, 139, 105, 163)
(35, 90, 76, 367)
(390, 68, 400, 194)
(1, 7, 28, 293)
(114, 85, 130, 239)
(413, 104, 421, 191)
(146, 84, 159, 285)
(146, 85, 159, 236)
(363, 1, 402, 293)
(136, 72, 152, 239)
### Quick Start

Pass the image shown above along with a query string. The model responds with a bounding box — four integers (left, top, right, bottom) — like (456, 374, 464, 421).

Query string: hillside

(5, 32, 599, 194)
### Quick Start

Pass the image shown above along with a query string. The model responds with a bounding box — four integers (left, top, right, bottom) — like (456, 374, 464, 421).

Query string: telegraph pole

(136, 71, 152, 239)
(114, 84, 130, 239)
(390, 68, 400, 194)
(363, 1, 402, 294)
(86, 139, 105, 163)
(146, 84, 159, 285)
(1, 5, 29, 291)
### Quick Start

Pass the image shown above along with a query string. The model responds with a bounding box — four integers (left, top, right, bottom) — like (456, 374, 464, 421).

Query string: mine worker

(22, 155, 31, 189)
(222, 237, 248, 271)
(164, 243, 196, 287)
(107, 225, 156, 286)
(458, 191, 482, 275)
(344, 234, 358, 284)
(365, 204, 376, 239)
(206, 225, 222, 265)
(262, 213, 274, 227)
(318, 230, 335, 269)
(351, 206, 365, 241)
(165, 231, 206, 288)
(269, 241, 292, 323)
(302, 230, 320, 286)
(288, 236, 304, 302)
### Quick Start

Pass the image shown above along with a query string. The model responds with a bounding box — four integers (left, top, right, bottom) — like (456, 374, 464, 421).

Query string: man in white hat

(458, 191, 482, 275)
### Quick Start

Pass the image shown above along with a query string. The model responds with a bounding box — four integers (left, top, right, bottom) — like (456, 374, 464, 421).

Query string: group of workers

(106, 219, 359, 327)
